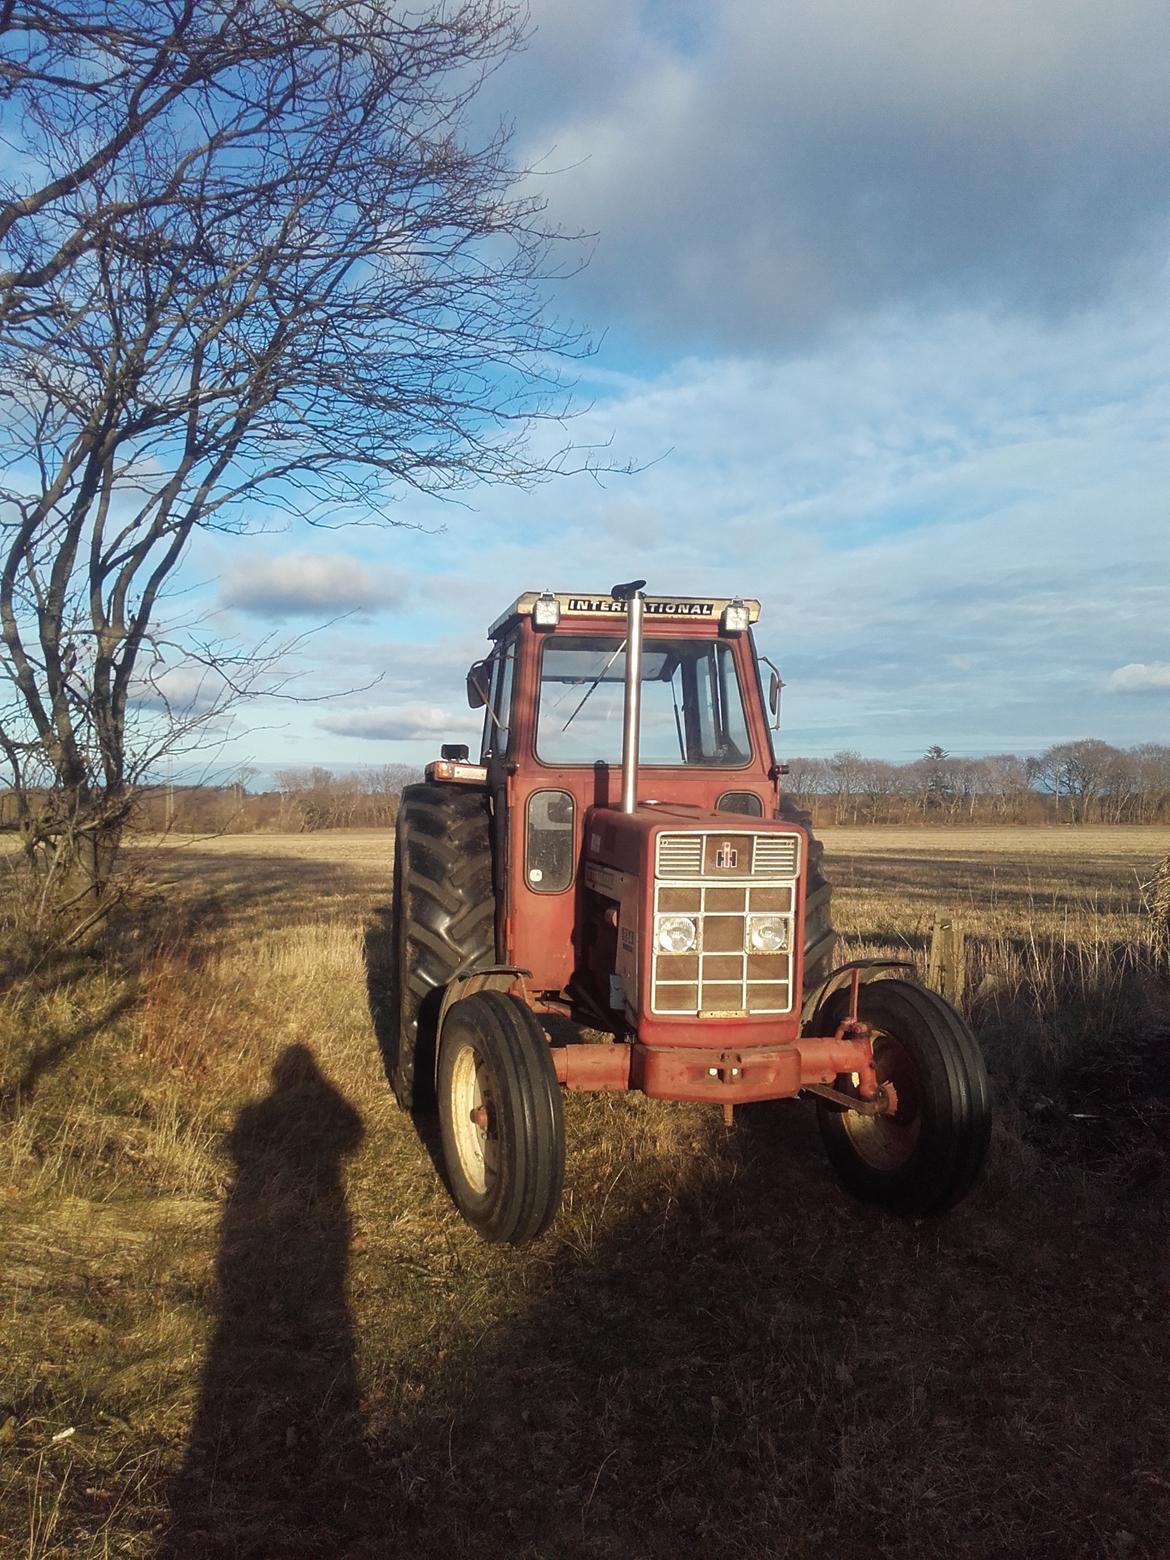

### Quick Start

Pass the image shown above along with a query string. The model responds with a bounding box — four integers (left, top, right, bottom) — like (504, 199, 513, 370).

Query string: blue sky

(176, 0, 1169, 778)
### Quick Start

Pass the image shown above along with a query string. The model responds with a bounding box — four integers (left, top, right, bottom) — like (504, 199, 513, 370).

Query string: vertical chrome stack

(613, 579, 646, 814)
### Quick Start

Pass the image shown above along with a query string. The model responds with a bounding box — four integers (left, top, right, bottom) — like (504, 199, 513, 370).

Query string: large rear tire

(779, 792, 836, 997)
(438, 991, 565, 1244)
(816, 979, 991, 1215)
(389, 783, 494, 1111)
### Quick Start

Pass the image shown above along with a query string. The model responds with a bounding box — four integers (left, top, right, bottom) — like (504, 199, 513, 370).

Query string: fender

(801, 958, 920, 1027)
(436, 964, 532, 1083)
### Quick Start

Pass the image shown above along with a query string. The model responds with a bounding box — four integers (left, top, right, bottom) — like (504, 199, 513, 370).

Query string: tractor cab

(388, 583, 991, 1245)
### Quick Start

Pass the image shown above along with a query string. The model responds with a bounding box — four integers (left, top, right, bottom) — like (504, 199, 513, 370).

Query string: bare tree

(1131, 744, 1170, 825)
(825, 749, 863, 824)
(782, 756, 829, 807)
(1029, 740, 1124, 824)
(0, 0, 596, 901)
(978, 753, 1031, 821)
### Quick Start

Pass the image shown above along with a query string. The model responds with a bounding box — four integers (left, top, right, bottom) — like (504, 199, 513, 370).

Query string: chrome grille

(752, 834, 799, 876)
(651, 830, 801, 1016)
(655, 834, 703, 878)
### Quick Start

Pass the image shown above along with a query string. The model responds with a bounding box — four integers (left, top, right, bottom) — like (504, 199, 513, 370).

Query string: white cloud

(220, 551, 406, 617)
(317, 704, 479, 742)
(1107, 663, 1170, 693)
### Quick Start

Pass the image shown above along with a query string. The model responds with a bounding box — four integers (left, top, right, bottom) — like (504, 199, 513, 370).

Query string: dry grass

(0, 825, 1167, 1559)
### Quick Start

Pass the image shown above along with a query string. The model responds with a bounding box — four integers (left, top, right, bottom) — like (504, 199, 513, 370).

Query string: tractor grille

(651, 830, 801, 1017)
(656, 834, 704, 878)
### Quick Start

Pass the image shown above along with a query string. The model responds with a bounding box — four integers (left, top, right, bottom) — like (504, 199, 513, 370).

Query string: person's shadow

(161, 1045, 365, 1558)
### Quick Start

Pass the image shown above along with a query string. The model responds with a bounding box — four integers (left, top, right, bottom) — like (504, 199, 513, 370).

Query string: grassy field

(1, 825, 1167, 1558)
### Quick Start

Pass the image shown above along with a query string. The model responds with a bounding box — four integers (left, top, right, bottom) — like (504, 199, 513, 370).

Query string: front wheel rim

(841, 1030, 923, 1173)
(447, 1042, 498, 1197)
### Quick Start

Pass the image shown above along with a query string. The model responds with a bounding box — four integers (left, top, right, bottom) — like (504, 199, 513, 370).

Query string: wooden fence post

(928, 918, 966, 1006)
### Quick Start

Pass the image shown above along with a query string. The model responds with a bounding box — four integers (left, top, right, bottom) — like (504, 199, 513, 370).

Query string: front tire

(437, 992, 565, 1245)
(815, 980, 991, 1215)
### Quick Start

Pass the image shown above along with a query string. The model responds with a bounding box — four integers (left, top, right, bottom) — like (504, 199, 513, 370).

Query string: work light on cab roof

(384, 581, 992, 1245)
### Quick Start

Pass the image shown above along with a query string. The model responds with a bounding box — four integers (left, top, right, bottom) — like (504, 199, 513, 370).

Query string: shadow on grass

(150, 1023, 1168, 1560)
(0, 990, 138, 1119)
(362, 897, 456, 1200)
(362, 899, 397, 1091)
(0, 846, 378, 1113)
(349, 1092, 1170, 1560)
(161, 1044, 366, 1559)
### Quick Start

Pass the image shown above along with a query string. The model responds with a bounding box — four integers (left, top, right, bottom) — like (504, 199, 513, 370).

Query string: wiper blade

(561, 639, 626, 732)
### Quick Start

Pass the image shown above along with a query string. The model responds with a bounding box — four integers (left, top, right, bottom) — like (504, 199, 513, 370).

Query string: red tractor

(388, 584, 990, 1243)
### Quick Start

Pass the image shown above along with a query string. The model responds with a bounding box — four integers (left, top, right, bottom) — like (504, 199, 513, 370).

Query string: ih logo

(715, 840, 738, 870)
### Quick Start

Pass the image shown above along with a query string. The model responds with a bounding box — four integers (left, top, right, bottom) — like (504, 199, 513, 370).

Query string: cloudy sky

(182, 0, 1169, 776)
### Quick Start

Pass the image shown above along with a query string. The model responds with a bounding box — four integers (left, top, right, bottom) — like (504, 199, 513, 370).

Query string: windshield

(536, 636, 752, 766)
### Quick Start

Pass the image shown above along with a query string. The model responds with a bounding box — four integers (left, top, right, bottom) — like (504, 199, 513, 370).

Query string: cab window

(536, 636, 751, 767)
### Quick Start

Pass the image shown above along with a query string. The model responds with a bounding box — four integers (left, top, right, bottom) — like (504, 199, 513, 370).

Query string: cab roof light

(721, 598, 751, 635)
(532, 590, 560, 631)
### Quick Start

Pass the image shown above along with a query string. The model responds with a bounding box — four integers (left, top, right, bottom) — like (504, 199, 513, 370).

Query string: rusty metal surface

(802, 1082, 895, 1115)
(551, 1043, 632, 1092)
(800, 958, 920, 1026)
(437, 966, 532, 1043)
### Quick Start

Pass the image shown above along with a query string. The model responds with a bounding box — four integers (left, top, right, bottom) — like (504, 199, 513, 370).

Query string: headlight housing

(656, 914, 698, 954)
(748, 914, 789, 953)
(721, 598, 750, 634)
(532, 590, 560, 630)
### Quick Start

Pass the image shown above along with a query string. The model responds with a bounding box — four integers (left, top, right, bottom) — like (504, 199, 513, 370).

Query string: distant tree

(1030, 740, 1124, 823)
(857, 757, 900, 823)
(782, 756, 828, 802)
(919, 745, 956, 814)
(360, 763, 419, 827)
(1131, 744, 1170, 825)
(978, 753, 1032, 821)
(826, 749, 864, 824)
(0, 0, 600, 911)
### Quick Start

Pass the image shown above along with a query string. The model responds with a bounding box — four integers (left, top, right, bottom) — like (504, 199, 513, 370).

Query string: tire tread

(390, 783, 494, 1110)
(438, 992, 564, 1244)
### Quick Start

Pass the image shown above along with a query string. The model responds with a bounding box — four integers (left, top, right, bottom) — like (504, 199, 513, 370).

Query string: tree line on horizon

(5, 738, 1165, 837)
(785, 740, 1170, 825)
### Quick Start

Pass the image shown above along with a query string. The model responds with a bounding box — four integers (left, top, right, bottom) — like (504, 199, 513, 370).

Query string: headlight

(748, 915, 789, 953)
(657, 914, 698, 953)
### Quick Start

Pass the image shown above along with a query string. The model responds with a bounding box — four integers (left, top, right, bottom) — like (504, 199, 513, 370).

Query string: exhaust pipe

(611, 579, 646, 813)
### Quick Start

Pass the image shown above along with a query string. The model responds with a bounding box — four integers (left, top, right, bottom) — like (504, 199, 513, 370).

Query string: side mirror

(761, 660, 784, 731)
(466, 660, 488, 710)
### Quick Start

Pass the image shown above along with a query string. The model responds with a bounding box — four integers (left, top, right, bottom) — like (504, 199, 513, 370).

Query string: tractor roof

(488, 591, 762, 639)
